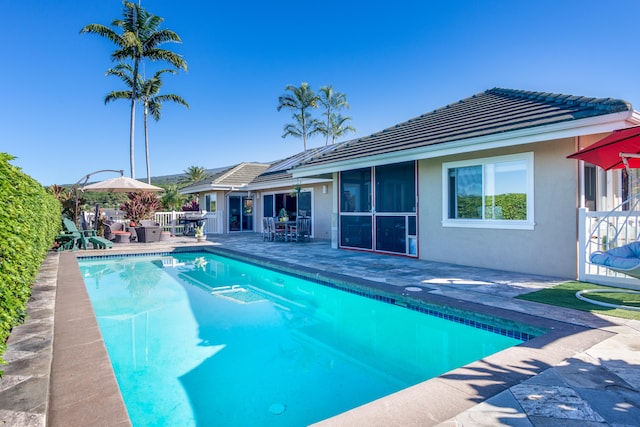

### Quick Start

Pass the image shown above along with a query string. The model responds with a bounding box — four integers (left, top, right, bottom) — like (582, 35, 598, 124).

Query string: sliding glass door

(262, 190, 313, 235)
(228, 195, 254, 232)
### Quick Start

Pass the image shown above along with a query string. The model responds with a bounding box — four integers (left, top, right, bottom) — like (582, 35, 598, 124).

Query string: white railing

(579, 207, 640, 289)
(94, 210, 221, 235)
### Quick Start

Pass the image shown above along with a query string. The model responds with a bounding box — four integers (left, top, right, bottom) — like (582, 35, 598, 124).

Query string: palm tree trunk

(325, 105, 331, 146)
(144, 103, 151, 184)
(129, 59, 140, 179)
(129, 97, 136, 179)
(302, 107, 307, 151)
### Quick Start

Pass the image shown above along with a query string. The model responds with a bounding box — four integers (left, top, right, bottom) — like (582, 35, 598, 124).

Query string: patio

(1, 233, 639, 426)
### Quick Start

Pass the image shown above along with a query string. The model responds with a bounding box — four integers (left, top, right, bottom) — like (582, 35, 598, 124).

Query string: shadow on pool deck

(1, 233, 639, 426)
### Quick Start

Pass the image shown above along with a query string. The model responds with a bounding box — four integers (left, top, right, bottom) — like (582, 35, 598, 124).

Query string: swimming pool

(79, 251, 535, 426)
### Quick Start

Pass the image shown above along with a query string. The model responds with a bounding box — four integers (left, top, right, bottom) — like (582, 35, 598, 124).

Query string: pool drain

(269, 403, 287, 415)
(404, 286, 423, 292)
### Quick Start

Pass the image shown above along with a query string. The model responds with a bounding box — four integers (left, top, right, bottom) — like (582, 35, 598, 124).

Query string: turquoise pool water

(79, 252, 526, 427)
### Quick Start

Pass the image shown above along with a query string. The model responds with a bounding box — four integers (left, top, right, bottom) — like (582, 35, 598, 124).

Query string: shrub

(0, 153, 61, 372)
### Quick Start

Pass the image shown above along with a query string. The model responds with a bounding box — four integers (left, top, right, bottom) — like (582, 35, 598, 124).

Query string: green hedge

(0, 153, 61, 371)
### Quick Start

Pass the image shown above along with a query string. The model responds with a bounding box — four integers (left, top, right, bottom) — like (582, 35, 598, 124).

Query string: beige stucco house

(289, 88, 640, 279)
(179, 149, 335, 240)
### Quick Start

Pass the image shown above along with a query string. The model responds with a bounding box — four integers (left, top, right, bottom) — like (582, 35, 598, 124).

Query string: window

(205, 194, 217, 213)
(443, 153, 534, 229)
(375, 162, 416, 213)
(340, 168, 371, 212)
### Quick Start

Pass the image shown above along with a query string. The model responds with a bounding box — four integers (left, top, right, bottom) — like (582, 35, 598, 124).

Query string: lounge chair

(55, 221, 81, 251)
(590, 241, 640, 279)
(63, 218, 113, 250)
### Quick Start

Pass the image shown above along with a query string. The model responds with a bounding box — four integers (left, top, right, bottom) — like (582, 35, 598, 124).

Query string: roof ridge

(210, 163, 243, 184)
(487, 87, 631, 112)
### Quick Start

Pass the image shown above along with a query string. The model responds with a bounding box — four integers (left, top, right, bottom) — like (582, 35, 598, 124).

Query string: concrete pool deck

(1, 234, 639, 426)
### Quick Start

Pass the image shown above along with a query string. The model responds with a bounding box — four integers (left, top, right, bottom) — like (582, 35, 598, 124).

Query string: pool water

(79, 252, 524, 426)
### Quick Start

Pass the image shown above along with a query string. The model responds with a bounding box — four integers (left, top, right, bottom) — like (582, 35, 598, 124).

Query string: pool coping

(1, 241, 621, 426)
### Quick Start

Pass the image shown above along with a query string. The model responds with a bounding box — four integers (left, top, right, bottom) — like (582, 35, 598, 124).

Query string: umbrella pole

(72, 169, 124, 225)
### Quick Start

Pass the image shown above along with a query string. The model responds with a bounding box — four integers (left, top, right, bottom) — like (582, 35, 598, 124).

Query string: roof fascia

(247, 177, 332, 191)
(291, 111, 635, 177)
(179, 184, 247, 195)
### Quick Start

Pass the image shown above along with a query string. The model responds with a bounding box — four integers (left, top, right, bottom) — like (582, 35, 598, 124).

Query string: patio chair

(55, 220, 81, 251)
(103, 221, 124, 241)
(271, 217, 286, 241)
(64, 218, 113, 250)
(262, 218, 274, 241)
(288, 217, 311, 242)
(590, 241, 640, 279)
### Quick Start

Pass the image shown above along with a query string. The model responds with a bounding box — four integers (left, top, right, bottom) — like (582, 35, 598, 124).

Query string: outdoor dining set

(262, 217, 311, 242)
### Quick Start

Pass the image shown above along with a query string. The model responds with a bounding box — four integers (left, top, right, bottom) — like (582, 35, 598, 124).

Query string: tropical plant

(277, 82, 320, 151)
(281, 111, 320, 151)
(47, 184, 75, 219)
(194, 223, 205, 237)
(317, 86, 355, 145)
(81, 1, 187, 179)
(317, 113, 356, 145)
(105, 64, 189, 183)
(160, 184, 185, 211)
(180, 166, 207, 185)
(181, 200, 200, 211)
(119, 191, 161, 225)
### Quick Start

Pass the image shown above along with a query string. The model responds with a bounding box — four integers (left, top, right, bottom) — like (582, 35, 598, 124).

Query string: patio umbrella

(79, 176, 163, 230)
(567, 126, 640, 170)
(82, 176, 164, 193)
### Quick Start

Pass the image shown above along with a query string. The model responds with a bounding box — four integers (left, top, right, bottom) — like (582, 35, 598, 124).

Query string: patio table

(278, 221, 296, 242)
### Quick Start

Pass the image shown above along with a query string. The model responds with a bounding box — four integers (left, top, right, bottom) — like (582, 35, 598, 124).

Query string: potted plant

(278, 208, 289, 222)
(194, 223, 206, 242)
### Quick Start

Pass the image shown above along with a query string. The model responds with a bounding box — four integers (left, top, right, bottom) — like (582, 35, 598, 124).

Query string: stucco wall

(418, 138, 578, 279)
(312, 184, 333, 240)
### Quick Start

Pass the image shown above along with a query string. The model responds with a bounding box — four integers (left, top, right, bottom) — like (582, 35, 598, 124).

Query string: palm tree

(323, 113, 356, 145)
(104, 64, 189, 184)
(282, 111, 320, 150)
(317, 86, 352, 145)
(277, 82, 319, 151)
(81, 1, 187, 179)
(160, 184, 185, 211)
(181, 166, 207, 185)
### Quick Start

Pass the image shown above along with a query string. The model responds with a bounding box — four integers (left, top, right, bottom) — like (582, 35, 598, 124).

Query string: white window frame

(442, 152, 535, 230)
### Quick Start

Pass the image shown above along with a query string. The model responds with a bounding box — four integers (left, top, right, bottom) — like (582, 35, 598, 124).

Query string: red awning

(567, 126, 640, 170)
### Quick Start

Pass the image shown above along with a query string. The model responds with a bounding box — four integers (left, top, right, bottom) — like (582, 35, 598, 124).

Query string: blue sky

(3, 0, 640, 186)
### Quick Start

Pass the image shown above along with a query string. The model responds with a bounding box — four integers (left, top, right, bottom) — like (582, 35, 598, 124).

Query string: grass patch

(516, 281, 640, 321)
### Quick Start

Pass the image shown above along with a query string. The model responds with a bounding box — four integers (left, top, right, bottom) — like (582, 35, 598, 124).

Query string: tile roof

(180, 162, 270, 192)
(294, 87, 632, 168)
(251, 145, 341, 185)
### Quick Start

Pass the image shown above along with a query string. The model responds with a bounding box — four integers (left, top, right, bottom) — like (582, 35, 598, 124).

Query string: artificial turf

(516, 281, 640, 320)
